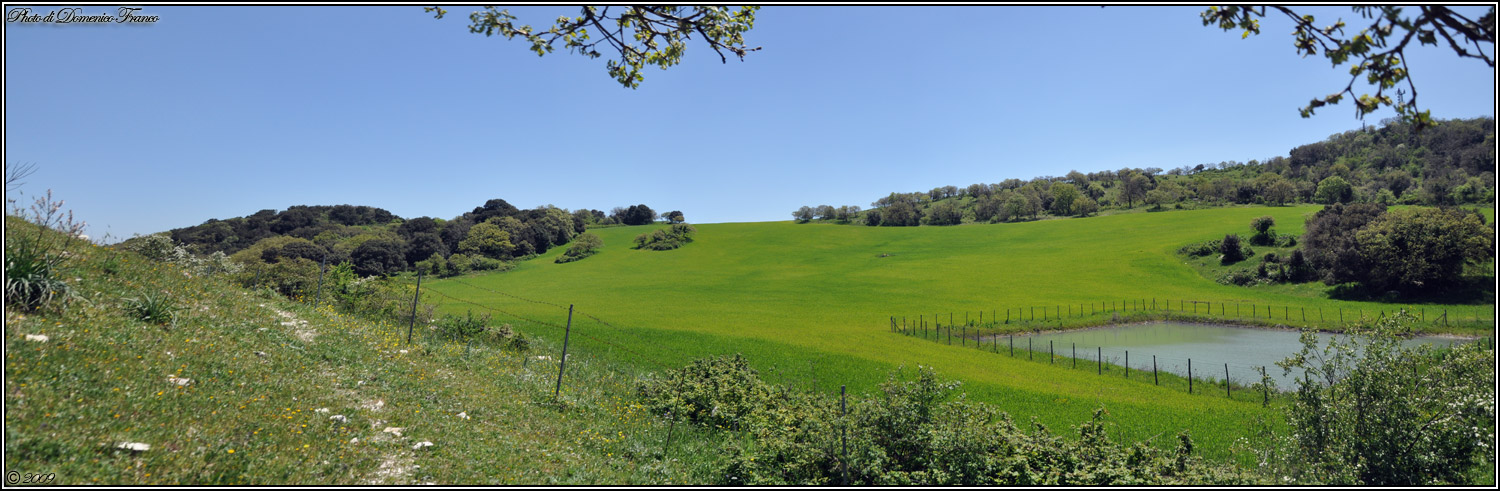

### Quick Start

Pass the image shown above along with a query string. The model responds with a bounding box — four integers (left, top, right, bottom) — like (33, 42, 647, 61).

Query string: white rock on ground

(382, 427, 404, 437)
(116, 442, 150, 452)
(330, 414, 347, 423)
(456, 412, 469, 420)
(412, 441, 433, 450)
(24, 334, 49, 343)
(166, 377, 192, 386)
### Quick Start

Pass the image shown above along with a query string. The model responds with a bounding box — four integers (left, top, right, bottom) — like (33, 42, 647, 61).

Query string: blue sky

(5, 5, 1494, 241)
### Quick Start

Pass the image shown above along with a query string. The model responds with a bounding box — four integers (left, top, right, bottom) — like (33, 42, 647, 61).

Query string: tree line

(126, 200, 686, 280)
(795, 117, 1494, 226)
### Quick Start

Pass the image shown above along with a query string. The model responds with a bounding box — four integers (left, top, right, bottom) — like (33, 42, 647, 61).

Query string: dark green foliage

(1219, 234, 1245, 264)
(636, 354, 772, 430)
(881, 201, 921, 227)
(1314, 176, 1354, 204)
(617, 204, 658, 226)
(1351, 207, 1494, 293)
(402, 232, 448, 265)
(1303, 203, 1389, 285)
(260, 239, 328, 264)
(436, 310, 490, 341)
(555, 232, 603, 263)
(634, 223, 697, 250)
(1177, 238, 1222, 258)
(1249, 215, 1276, 245)
(638, 357, 1254, 485)
(923, 200, 962, 225)
(863, 208, 882, 226)
(350, 238, 406, 276)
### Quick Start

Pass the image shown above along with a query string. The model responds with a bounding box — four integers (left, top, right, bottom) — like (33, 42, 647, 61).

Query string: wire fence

(884, 297, 1495, 336)
(887, 300, 1495, 400)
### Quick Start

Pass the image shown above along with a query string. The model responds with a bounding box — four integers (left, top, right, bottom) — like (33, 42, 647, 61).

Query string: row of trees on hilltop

(794, 118, 1494, 226)
(131, 199, 683, 279)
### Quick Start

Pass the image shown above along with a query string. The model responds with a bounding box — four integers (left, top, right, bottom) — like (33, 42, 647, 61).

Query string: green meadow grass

(424, 204, 1495, 460)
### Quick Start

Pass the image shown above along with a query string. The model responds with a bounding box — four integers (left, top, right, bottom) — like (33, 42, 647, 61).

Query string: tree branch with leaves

(426, 5, 761, 89)
(1202, 6, 1495, 130)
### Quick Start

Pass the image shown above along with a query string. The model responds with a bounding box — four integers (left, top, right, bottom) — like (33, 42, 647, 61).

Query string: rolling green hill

(424, 204, 1494, 458)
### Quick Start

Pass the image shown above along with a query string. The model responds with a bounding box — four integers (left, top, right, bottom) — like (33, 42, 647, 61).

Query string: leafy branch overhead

(1202, 5, 1495, 130)
(426, 5, 761, 88)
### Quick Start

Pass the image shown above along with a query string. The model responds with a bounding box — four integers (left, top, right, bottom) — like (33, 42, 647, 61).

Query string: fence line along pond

(963, 322, 1472, 389)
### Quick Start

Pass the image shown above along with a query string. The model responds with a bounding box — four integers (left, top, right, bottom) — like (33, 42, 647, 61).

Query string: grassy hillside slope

(3, 217, 723, 484)
(424, 204, 1494, 458)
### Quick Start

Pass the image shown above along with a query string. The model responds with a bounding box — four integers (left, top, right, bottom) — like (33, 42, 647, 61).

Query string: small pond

(982, 322, 1470, 389)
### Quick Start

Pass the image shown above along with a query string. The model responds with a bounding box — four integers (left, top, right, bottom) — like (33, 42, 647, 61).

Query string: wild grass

(3, 219, 730, 484)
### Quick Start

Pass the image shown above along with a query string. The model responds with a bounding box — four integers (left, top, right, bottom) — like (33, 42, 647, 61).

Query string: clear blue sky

(5, 5, 1494, 241)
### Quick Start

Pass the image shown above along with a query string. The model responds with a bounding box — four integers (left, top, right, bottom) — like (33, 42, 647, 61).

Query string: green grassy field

(424, 204, 1495, 460)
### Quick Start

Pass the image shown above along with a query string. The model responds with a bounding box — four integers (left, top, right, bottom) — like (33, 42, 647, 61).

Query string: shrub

(636, 353, 773, 430)
(436, 310, 489, 341)
(635, 223, 697, 251)
(1249, 216, 1277, 246)
(1178, 239, 1221, 258)
(1219, 234, 1245, 264)
(555, 232, 603, 263)
(1257, 314, 1497, 484)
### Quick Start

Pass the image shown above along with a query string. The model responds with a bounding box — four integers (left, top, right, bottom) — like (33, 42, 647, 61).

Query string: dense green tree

(1352, 207, 1494, 292)
(1074, 196, 1099, 217)
(1121, 172, 1150, 208)
(1050, 182, 1080, 216)
(1302, 203, 1389, 285)
(458, 222, 516, 259)
(881, 201, 920, 227)
(793, 206, 814, 223)
(924, 200, 962, 225)
(1314, 175, 1354, 204)
(1220, 234, 1245, 264)
(403, 232, 448, 265)
(350, 238, 406, 276)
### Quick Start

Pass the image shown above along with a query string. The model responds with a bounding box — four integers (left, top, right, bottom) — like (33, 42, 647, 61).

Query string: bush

(636, 354, 774, 430)
(644, 359, 1257, 486)
(1219, 234, 1245, 264)
(436, 310, 489, 341)
(1249, 216, 1277, 246)
(635, 223, 697, 251)
(1256, 314, 1497, 484)
(1217, 269, 1262, 286)
(555, 232, 603, 263)
(1178, 239, 1222, 258)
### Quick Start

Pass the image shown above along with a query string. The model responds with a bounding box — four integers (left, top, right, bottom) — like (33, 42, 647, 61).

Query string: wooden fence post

(1097, 346, 1101, 375)
(1125, 351, 1129, 379)
(554, 304, 575, 400)
(406, 270, 422, 344)
(1225, 363, 1230, 398)
(1010, 335, 1014, 357)
(1072, 343, 1076, 368)
(1153, 355, 1158, 385)
(1050, 340, 1054, 364)
(1188, 359, 1193, 394)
